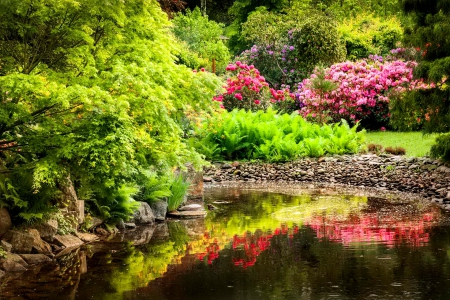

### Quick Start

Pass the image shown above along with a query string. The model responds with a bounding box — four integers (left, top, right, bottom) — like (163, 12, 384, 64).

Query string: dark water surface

(2, 187, 450, 300)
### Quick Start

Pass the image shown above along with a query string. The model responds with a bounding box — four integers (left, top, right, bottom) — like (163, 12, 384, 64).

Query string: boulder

(32, 219, 58, 242)
(133, 202, 155, 224)
(0, 240, 12, 252)
(19, 254, 52, 265)
(2, 229, 52, 255)
(107, 226, 155, 245)
(178, 204, 203, 211)
(53, 234, 83, 249)
(75, 232, 99, 243)
(0, 253, 28, 272)
(150, 200, 168, 221)
(0, 208, 12, 238)
(89, 217, 104, 229)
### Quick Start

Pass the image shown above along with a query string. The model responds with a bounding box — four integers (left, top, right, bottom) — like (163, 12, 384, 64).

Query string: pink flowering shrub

(213, 61, 271, 111)
(298, 57, 421, 129)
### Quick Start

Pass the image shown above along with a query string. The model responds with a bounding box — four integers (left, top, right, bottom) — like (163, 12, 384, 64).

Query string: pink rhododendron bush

(213, 61, 272, 111)
(298, 56, 424, 129)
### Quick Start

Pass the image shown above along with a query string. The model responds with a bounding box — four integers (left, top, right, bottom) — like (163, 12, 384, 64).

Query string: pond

(2, 186, 450, 300)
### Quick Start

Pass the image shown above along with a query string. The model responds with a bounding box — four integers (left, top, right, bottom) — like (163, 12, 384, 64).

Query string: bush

(431, 133, 450, 162)
(367, 143, 383, 153)
(237, 12, 346, 88)
(298, 56, 420, 129)
(167, 174, 190, 212)
(213, 62, 271, 111)
(385, 146, 406, 155)
(191, 108, 365, 162)
(338, 14, 403, 60)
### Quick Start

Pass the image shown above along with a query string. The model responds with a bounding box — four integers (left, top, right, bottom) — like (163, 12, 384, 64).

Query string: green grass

(365, 131, 438, 157)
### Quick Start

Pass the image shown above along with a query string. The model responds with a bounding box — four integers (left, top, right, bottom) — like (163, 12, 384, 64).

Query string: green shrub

(167, 174, 190, 212)
(431, 133, 450, 162)
(192, 109, 365, 162)
(338, 14, 403, 60)
(0, 246, 6, 258)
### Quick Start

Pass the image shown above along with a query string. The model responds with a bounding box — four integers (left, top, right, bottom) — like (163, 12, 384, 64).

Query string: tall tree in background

(396, 0, 450, 160)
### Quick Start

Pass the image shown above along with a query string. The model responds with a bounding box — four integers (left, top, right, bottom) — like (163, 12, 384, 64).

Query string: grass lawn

(365, 131, 438, 157)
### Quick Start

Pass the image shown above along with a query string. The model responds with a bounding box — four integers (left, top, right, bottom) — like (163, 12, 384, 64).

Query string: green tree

(0, 0, 221, 223)
(394, 0, 450, 161)
(171, 7, 231, 73)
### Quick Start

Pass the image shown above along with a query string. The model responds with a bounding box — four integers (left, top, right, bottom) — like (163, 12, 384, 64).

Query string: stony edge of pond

(203, 153, 450, 210)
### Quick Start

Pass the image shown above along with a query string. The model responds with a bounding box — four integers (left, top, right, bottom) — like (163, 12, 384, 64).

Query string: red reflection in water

(196, 211, 439, 267)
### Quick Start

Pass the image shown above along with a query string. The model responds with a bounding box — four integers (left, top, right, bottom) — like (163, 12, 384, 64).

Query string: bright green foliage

(0, 0, 221, 223)
(172, 8, 231, 73)
(338, 14, 403, 60)
(167, 174, 190, 211)
(0, 246, 6, 258)
(192, 109, 365, 161)
(431, 134, 450, 162)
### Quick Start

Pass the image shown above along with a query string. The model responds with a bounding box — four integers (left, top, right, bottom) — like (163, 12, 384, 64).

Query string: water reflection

(2, 187, 450, 300)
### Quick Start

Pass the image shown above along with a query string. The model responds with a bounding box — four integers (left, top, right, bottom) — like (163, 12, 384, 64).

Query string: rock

(167, 210, 207, 218)
(437, 165, 450, 173)
(0, 253, 28, 272)
(90, 217, 104, 229)
(53, 234, 83, 249)
(178, 204, 203, 211)
(0, 240, 12, 252)
(150, 200, 168, 221)
(116, 220, 126, 230)
(124, 223, 136, 228)
(107, 226, 155, 245)
(221, 163, 233, 169)
(33, 219, 58, 242)
(0, 269, 4, 279)
(203, 176, 213, 182)
(75, 232, 99, 243)
(0, 208, 12, 239)
(184, 164, 203, 201)
(133, 202, 155, 224)
(19, 254, 52, 265)
(2, 229, 52, 255)
(95, 227, 109, 236)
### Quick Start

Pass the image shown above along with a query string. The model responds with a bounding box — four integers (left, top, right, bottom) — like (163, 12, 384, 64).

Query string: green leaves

(192, 109, 365, 162)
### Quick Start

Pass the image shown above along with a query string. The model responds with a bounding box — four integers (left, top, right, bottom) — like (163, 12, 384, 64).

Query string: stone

(150, 200, 168, 221)
(0, 208, 12, 239)
(124, 223, 136, 228)
(437, 165, 450, 173)
(19, 254, 52, 265)
(203, 176, 213, 182)
(0, 240, 12, 252)
(77, 200, 85, 224)
(2, 229, 52, 255)
(116, 220, 126, 230)
(178, 204, 203, 211)
(33, 219, 58, 242)
(167, 210, 207, 218)
(221, 163, 232, 169)
(133, 202, 155, 224)
(90, 217, 104, 229)
(53, 234, 84, 249)
(75, 232, 99, 243)
(95, 227, 109, 236)
(0, 269, 4, 279)
(184, 164, 204, 201)
(0, 253, 28, 272)
(107, 226, 155, 245)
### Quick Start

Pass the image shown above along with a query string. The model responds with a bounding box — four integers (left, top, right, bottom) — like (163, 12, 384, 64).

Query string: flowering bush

(213, 61, 271, 111)
(298, 57, 421, 129)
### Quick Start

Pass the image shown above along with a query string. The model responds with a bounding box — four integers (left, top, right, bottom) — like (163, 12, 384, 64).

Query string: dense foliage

(0, 0, 221, 223)
(191, 109, 364, 162)
(171, 8, 231, 72)
(298, 56, 421, 129)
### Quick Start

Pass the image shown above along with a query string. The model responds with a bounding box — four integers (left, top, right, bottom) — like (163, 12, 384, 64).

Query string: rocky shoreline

(203, 153, 450, 209)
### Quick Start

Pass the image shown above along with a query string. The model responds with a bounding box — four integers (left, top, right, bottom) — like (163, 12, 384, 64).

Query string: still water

(2, 187, 450, 300)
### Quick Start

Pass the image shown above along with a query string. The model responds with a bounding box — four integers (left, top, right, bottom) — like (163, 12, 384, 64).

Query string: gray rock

(133, 202, 155, 224)
(107, 226, 155, 245)
(167, 210, 207, 218)
(178, 204, 203, 211)
(19, 254, 52, 265)
(0, 240, 12, 252)
(116, 220, 126, 230)
(437, 165, 450, 173)
(32, 219, 58, 242)
(150, 200, 168, 221)
(124, 223, 136, 228)
(0, 253, 28, 272)
(2, 229, 52, 255)
(0, 208, 12, 239)
(75, 232, 99, 243)
(53, 234, 84, 249)
(90, 217, 104, 228)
